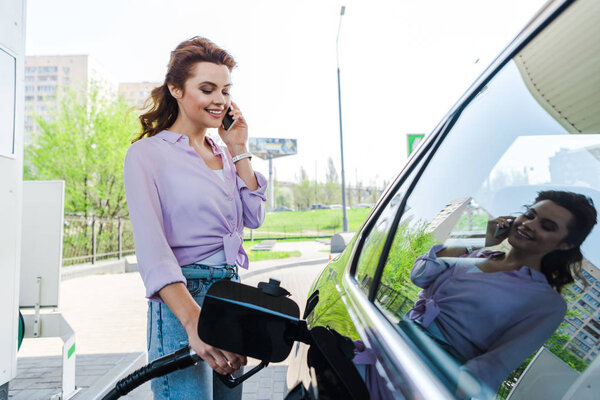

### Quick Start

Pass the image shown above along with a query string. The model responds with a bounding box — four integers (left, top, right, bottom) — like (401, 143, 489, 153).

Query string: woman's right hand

(158, 282, 248, 375)
(186, 320, 247, 376)
(485, 216, 515, 247)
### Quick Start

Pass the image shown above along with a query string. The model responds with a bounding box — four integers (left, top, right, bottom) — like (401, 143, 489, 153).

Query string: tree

(322, 157, 341, 204)
(356, 179, 364, 203)
(24, 84, 137, 218)
(292, 167, 313, 209)
(326, 157, 339, 183)
(274, 179, 294, 208)
(346, 185, 355, 207)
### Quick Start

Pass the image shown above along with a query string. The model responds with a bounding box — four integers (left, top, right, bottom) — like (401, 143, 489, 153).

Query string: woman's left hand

(218, 101, 249, 156)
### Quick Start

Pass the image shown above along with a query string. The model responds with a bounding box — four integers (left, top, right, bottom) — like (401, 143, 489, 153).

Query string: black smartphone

(494, 220, 514, 238)
(222, 106, 236, 131)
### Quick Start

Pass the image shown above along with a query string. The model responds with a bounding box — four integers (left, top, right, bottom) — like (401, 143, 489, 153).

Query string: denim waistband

(180, 264, 238, 280)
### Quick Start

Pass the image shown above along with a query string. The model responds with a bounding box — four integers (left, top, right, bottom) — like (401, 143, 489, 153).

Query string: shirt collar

(519, 266, 549, 284)
(156, 130, 184, 143)
(157, 130, 224, 156)
(205, 136, 224, 155)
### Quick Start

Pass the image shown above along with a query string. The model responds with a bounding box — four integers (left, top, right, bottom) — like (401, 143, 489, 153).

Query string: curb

(61, 259, 126, 281)
(61, 256, 138, 281)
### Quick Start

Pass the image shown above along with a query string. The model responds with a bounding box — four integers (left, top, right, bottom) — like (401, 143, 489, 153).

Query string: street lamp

(336, 5, 349, 232)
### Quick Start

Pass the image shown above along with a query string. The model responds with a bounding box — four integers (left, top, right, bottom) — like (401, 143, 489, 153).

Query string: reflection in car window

(355, 166, 422, 297)
(373, 0, 600, 397)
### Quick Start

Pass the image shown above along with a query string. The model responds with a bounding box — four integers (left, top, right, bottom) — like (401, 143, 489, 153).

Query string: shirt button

(227, 196, 233, 201)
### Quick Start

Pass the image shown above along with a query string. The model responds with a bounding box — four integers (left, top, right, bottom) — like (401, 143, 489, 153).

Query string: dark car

(286, 0, 600, 399)
(272, 206, 295, 212)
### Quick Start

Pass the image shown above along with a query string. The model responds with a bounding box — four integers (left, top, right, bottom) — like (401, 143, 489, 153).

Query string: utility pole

(336, 5, 349, 232)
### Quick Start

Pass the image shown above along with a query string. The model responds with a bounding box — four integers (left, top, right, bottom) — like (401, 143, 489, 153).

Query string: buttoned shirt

(407, 244, 567, 391)
(124, 130, 267, 301)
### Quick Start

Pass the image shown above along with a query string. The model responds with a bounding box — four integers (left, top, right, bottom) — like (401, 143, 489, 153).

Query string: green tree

(326, 157, 339, 183)
(274, 180, 294, 208)
(292, 167, 313, 209)
(321, 157, 341, 205)
(24, 85, 137, 218)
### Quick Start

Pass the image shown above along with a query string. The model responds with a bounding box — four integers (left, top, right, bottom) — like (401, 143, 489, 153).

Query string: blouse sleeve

(463, 299, 567, 391)
(236, 171, 267, 229)
(410, 244, 449, 288)
(124, 145, 185, 302)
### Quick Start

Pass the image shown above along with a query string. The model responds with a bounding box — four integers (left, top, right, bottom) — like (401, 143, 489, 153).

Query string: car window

(354, 163, 425, 297)
(373, 0, 600, 397)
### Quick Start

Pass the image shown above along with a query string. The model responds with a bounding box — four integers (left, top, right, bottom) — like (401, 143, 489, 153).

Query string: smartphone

(494, 220, 513, 238)
(222, 106, 237, 131)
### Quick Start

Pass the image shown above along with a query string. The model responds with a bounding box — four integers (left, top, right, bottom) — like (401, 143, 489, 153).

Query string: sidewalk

(9, 240, 330, 400)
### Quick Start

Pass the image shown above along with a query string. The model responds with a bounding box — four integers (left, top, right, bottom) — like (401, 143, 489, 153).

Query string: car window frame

(347, 0, 578, 303)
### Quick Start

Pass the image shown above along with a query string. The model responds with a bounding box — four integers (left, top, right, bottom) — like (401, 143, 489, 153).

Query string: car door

(290, 0, 600, 398)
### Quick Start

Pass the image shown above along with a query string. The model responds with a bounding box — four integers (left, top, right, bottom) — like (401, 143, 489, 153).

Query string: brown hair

(533, 191, 597, 293)
(134, 37, 236, 142)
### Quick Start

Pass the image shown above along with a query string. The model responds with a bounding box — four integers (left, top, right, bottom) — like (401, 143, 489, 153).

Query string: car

(272, 206, 295, 212)
(310, 204, 331, 210)
(284, 0, 600, 399)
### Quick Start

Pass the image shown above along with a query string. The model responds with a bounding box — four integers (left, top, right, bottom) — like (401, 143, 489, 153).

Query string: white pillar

(268, 157, 274, 211)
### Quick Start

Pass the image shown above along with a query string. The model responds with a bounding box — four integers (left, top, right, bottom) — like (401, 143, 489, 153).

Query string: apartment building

(24, 55, 117, 142)
(563, 259, 600, 364)
(118, 81, 160, 109)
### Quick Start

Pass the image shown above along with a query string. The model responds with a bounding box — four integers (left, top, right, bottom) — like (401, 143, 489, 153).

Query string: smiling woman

(124, 37, 267, 400)
(406, 190, 597, 392)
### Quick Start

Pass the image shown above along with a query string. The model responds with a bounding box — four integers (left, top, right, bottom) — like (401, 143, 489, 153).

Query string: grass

(242, 241, 301, 262)
(244, 237, 328, 243)
(247, 250, 301, 262)
(244, 208, 372, 239)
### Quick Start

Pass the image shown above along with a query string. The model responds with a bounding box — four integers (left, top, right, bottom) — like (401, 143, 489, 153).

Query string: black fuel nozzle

(258, 278, 291, 297)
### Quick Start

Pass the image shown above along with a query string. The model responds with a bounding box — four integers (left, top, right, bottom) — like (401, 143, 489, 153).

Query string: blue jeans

(147, 266, 243, 400)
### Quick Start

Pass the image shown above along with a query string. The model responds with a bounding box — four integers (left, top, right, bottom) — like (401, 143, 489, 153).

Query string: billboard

(249, 137, 297, 160)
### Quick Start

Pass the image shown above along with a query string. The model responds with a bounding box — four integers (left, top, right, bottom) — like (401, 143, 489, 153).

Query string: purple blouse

(124, 130, 267, 301)
(407, 244, 567, 390)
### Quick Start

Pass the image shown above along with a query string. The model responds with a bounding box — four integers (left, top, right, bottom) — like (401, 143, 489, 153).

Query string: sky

(25, 0, 547, 188)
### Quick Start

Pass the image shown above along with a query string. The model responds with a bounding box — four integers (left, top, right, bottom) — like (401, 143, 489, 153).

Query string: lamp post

(336, 5, 349, 232)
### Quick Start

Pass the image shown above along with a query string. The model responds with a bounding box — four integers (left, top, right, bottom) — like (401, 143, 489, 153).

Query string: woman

(124, 37, 267, 400)
(407, 190, 597, 392)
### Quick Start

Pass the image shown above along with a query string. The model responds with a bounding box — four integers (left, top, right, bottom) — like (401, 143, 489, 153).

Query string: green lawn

(244, 208, 372, 239)
(242, 241, 301, 262)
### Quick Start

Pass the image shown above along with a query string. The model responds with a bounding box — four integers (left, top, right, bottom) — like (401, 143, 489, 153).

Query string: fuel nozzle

(258, 278, 291, 297)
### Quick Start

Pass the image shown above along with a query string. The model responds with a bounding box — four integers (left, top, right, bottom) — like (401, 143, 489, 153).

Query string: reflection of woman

(407, 191, 597, 391)
(124, 37, 267, 400)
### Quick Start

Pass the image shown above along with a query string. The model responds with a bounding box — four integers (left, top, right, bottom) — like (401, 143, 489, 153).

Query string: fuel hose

(101, 345, 201, 400)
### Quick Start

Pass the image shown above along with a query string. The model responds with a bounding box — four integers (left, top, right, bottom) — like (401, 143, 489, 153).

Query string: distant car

(286, 1, 600, 399)
(354, 203, 373, 209)
(328, 204, 342, 209)
(272, 206, 295, 212)
(310, 204, 330, 210)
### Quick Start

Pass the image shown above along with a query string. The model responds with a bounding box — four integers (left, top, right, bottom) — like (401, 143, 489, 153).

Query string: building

(24, 55, 117, 142)
(118, 81, 160, 109)
(549, 145, 600, 189)
(563, 260, 600, 364)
